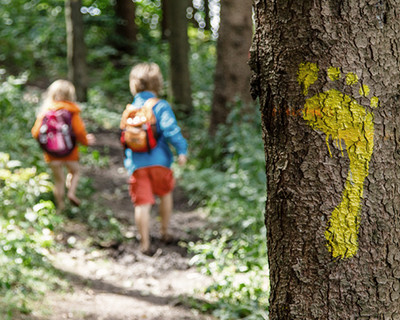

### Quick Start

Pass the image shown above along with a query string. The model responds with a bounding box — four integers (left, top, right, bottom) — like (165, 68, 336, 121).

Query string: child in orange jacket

(32, 80, 95, 211)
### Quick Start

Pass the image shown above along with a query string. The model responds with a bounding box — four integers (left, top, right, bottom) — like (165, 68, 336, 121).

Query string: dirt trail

(30, 131, 215, 320)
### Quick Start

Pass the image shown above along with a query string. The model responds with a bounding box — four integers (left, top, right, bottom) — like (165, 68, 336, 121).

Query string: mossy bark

(250, 1, 400, 318)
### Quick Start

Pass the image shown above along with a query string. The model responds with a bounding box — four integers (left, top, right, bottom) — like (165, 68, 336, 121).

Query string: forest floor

(23, 131, 215, 320)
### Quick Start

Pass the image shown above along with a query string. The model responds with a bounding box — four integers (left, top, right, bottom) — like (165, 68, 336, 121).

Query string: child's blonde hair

(42, 80, 76, 110)
(129, 63, 163, 96)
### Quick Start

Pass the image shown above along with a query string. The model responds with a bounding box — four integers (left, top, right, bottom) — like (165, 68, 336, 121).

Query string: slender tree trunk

(165, 0, 193, 116)
(250, 0, 400, 319)
(209, 0, 253, 134)
(204, 0, 211, 31)
(65, 0, 87, 102)
(114, 0, 137, 53)
(161, 0, 170, 40)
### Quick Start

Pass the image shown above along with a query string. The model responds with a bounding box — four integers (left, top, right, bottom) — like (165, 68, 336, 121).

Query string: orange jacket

(31, 100, 89, 162)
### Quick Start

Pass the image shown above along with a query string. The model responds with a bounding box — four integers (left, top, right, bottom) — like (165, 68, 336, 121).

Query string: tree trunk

(209, 0, 253, 134)
(204, 0, 211, 31)
(114, 0, 137, 53)
(165, 0, 193, 116)
(65, 0, 87, 102)
(161, 0, 170, 40)
(250, 0, 400, 319)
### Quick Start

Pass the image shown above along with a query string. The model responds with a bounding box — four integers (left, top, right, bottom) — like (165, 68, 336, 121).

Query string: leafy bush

(178, 102, 269, 319)
(0, 152, 63, 317)
(0, 0, 67, 80)
(0, 73, 45, 169)
(0, 75, 63, 316)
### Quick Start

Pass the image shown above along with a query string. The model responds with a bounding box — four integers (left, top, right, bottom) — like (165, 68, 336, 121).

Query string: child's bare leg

(65, 161, 81, 206)
(135, 204, 152, 252)
(66, 172, 72, 189)
(49, 161, 65, 212)
(159, 192, 173, 240)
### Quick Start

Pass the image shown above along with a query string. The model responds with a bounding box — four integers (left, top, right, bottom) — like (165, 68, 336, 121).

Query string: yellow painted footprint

(298, 62, 379, 259)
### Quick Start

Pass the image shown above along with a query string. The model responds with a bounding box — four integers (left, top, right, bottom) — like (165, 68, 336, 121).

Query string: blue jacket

(123, 91, 188, 174)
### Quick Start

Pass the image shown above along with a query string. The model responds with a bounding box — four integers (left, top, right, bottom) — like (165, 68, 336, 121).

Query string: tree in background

(203, 0, 211, 31)
(114, 0, 137, 54)
(209, 0, 253, 134)
(251, 0, 400, 318)
(164, 0, 193, 115)
(161, 0, 170, 40)
(65, 0, 87, 101)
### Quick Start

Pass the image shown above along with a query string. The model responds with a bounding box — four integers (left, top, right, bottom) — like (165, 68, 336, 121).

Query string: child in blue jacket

(120, 63, 188, 254)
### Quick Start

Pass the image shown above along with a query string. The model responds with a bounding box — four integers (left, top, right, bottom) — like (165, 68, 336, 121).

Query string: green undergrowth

(0, 152, 65, 319)
(176, 103, 269, 319)
(62, 174, 124, 248)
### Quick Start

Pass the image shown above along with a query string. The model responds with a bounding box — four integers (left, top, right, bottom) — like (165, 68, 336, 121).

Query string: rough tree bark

(114, 0, 137, 53)
(250, 1, 400, 319)
(65, 0, 87, 102)
(209, 0, 254, 134)
(165, 0, 193, 116)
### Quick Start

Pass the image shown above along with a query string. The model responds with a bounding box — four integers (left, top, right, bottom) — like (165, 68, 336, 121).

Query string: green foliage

(0, 153, 63, 316)
(0, 76, 63, 315)
(0, 73, 45, 168)
(79, 145, 110, 167)
(63, 176, 124, 247)
(189, 26, 216, 97)
(0, 0, 67, 79)
(178, 102, 269, 319)
(134, 0, 162, 40)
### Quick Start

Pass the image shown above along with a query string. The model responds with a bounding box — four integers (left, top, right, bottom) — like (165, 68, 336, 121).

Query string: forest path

(29, 131, 214, 320)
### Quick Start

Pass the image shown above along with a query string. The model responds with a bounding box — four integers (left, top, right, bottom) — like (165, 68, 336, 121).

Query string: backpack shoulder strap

(141, 98, 160, 122)
(141, 97, 160, 111)
(120, 104, 135, 130)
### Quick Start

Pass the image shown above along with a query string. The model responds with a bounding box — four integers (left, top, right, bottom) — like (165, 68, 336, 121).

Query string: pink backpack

(38, 109, 76, 157)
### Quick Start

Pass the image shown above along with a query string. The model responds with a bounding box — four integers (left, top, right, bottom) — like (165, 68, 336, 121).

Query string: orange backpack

(120, 98, 159, 152)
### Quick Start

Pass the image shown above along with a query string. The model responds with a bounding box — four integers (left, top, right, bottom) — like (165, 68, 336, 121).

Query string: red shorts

(129, 166, 175, 205)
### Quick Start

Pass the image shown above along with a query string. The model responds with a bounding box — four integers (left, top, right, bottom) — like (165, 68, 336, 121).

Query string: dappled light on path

(31, 131, 214, 320)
